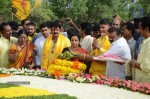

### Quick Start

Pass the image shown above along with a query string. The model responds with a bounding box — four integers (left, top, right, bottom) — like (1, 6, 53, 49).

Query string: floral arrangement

(0, 68, 46, 77)
(67, 73, 150, 95)
(57, 51, 77, 60)
(47, 59, 87, 77)
(0, 68, 150, 95)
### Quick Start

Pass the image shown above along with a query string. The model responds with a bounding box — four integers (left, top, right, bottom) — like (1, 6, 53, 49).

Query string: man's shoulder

(10, 37, 18, 43)
(34, 36, 45, 44)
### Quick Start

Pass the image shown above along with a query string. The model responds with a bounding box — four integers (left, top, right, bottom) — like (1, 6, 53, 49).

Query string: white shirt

(80, 35, 94, 53)
(104, 37, 131, 79)
(34, 36, 45, 66)
(127, 37, 136, 59)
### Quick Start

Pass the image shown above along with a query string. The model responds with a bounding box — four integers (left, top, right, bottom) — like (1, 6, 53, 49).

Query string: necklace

(70, 47, 79, 52)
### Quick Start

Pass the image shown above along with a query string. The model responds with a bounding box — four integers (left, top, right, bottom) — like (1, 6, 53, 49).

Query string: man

(41, 21, 71, 70)
(121, 22, 136, 59)
(8, 21, 19, 38)
(0, 22, 18, 68)
(92, 23, 101, 39)
(104, 27, 131, 79)
(26, 22, 38, 43)
(89, 19, 111, 75)
(111, 15, 122, 28)
(127, 16, 150, 83)
(75, 27, 131, 79)
(21, 19, 30, 33)
(79, 22, 94, 53)
(34, 22, 51, 69)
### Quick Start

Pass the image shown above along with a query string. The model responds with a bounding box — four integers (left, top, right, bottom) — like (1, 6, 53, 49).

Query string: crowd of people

(0, 15, 150, 84)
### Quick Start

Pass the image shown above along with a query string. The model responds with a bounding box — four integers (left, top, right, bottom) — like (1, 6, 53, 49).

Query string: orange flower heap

(47, 59, 86, 77)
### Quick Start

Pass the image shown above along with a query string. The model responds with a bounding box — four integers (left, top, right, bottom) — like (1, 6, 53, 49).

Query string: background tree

(0, 0, 12, 22)
(28, 2, 57, 28)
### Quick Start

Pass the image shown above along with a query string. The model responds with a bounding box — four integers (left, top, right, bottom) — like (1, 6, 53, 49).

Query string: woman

(62, 33, 88, 54)
(126, 16, 150, 83)
(8, 29, 35, 69)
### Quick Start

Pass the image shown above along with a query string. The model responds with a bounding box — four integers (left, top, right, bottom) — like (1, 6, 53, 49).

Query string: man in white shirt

(79, 22, 94, 53)
(75, 27, 131, 79)
(104, 27, 131, 79)
(121, 22, 136, 59)
(34, 22, 51, 69)
(0, 22, 18, 68)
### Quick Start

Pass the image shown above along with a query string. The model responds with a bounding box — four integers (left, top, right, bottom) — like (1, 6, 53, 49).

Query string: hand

(128, 60, 136, 68)
(65, 18, 74, 25)
(92, 39, 100, 50)
(73, 53, 85, 60)
(59, 17, 65, 23)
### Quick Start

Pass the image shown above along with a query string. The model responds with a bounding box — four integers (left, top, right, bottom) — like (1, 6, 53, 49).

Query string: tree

(28, 2, 57, 28)
(86, 0, 131, 23)
(45, 0, 88, 24)
(137, 0, 150, 16)
(0, 0, 12, 22)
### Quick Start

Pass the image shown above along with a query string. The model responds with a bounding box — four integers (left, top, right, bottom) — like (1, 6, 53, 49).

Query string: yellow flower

(0, 86, 55, 98)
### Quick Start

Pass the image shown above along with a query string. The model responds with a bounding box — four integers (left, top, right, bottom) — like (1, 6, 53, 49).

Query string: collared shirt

(34, 36, 45, 66)
(135, 37, 150, 83)
(0, 36, 18, 68)
(104, 37, 131, 79)
(80, 35, 94, 53)
(127, 37, 136, 59)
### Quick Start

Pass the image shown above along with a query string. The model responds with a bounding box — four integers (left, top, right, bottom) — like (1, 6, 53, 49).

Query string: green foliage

(0, 0, 12, 22)
(86, 0, 130, 22)
(0, 0, 149, 26)
(137, 0, 150, 16)
(28, 3, 57, 28)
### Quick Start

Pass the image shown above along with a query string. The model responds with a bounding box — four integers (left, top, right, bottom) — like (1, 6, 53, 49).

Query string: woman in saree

(62, 33, 89, 54)
(8, 29, 35, 69)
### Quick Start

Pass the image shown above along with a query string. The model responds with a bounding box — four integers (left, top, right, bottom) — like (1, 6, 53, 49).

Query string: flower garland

(47, 59, 86, 77)
(0, 68, 150, 95)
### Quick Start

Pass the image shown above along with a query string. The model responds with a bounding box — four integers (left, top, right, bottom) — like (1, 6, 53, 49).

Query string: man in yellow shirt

(0, 22, 18, 68)
(41, 21, 71, 71)
(90, 19, 111, 75)
(127, 16, 150, 83)
(26, 22, 38, 43)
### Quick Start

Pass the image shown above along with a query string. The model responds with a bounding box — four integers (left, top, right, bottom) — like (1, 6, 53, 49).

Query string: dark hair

(108, 27, 122, 36)
(92, 23, 99, 32)
(17, 29, 27, 36)
(26, 22, 36, 27)
(69, 33, 80, 41)
(121, 22, 140, 40)
(8, 21, 18, 30)
(45, 21, 52, 28)
(99, 18, 111, 26)
(51, 20, 61, 29)
(21, 19, 30, 25)
(0, 22, 9, 32)
(134, 18, 141, 29)
(80, 22, 92, 35)
(141, 16, 150, 30)
(67, 28, 75, 35)
(40, 22, 49, 30)
(121, 22, 135, 31)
